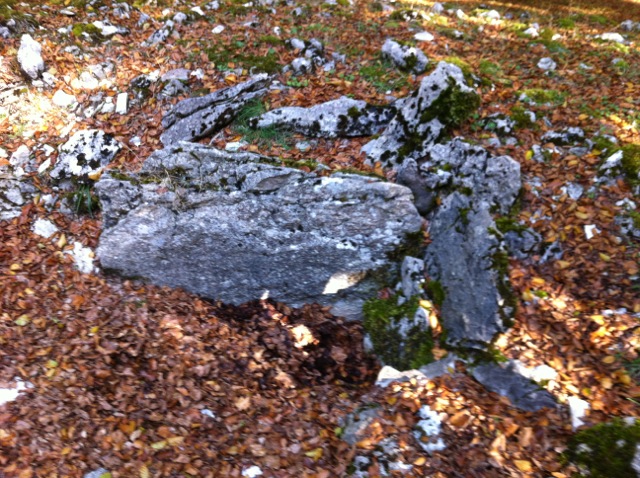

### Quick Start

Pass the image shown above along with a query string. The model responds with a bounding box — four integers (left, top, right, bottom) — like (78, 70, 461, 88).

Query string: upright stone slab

(96, 142, 422, 320)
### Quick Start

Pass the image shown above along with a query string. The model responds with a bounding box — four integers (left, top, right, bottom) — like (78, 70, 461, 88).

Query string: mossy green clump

(0, 1, 38, 32)
(442, 57, 475, 86)
(592, 135, 618, 154)
(65, 185, 100, 216)
(520, 88, 566, 105)
(389, 8, 418, 21)
(359, 59, 411, 92)
(258, 34, 284, 46)
(621, 143, 640, 184)
(420, 77, 481, 128)
(566, 418, 640, 478)
(510, 105, 535, 129)
(232, 99, 292, 147)
(556, 16, 576, 29)
(205, 48, 281, 74)
(71, 22, 104, 42)
(425, 280, 445, 306)
(363, 294, 434, 370)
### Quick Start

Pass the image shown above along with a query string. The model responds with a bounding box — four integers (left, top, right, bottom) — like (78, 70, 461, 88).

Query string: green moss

(65, 185, 100, 216)
(205, 48, 281, 74)
(510, 105, 535, 129)
(0, 2, 38, 31)
(359, 59, 411, 92)
(347, 106, 362, 119)
(520, 88, 566, 105)
(420, 77, 481, 128)
(628, 210, 640, 229)
(556, 16, 576, 29)
(621, 143, 640, 184)
(281, 158, 318, 170)
(258, 34, 284, 46)
(363, 294, 434, 369)
(494, 217, 528, 234)
(232, 99, 292, 147)
(491, 249, 517, 327)
(389, 8, 417, 21)
(71, 22, 104, 42)
(336, 0, 349, 6)
(425, 280, 445, 306)
(592, 136, 618, 154)
(442, 57, 475, 85)
(566, 418, 640, 478)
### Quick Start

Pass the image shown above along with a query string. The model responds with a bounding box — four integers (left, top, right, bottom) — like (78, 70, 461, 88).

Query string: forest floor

(1, 0, 640, 476)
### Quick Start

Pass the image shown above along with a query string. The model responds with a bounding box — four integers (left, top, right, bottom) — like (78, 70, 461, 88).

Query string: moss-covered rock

(621, 143, 640, 184)
(363, 294, 434, 370)
(566, 418, 640, 478)
(71, 23, 104, 42)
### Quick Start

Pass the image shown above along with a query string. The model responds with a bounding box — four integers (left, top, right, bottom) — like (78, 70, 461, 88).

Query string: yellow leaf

(235, 396, 251, 411)
(88, 170, 103, 181)
(601, 377, 613, 389)
(525, 150, 534, 161)
(413, 456, 427, 466)
(602, 356, 616, 364)
(14, 315, 30, 326)
(57, 234, 67, 249)
(139, 465, 149, 478)
(575, 211, 589, 220)
(514, 460, 533, 472)
(304, 447, 323, 460)
(167, 436, 184, 446)
(531, 277, 546, 287)
(151, 440, 168, 450)
(599, 253, 611, 262)
(522, 290, 534, 301)
(556, 260, 571, 270)
(10, 263, 21, 271)
(578, 114, 589, 121)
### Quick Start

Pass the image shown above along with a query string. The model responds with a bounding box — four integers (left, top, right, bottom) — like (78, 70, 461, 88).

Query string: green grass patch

(621, 143, 640, 184)
(205, 47, 280, 73)
(231, 99, 292, 147)
(359, 59, 411, 92)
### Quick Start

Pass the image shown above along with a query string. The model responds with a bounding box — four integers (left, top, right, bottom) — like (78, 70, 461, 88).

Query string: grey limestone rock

(542, 127, 585, 145)
(17, 34, 44, 80)
(50, 130, 122, 185)
(143, 19, 174, 46)
(160, 74, 270, 145)
(96, 142, 422, 320)
(421, 140, 521, 347)
(362, 62, 478, 168)
(250, 96, 397, 138)
(471, 362, 557, 411)
(0, 177, 36, 222)
(381, 39, 428, 75)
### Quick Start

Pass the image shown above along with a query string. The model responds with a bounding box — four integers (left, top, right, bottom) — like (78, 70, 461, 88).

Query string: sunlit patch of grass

(359, 58, 411, 92)
(231, 99, 292, 147)
(520, 88, 566, 105)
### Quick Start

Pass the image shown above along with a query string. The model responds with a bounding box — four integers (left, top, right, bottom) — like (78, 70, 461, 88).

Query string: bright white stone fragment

(538, 57, 557, 71)
(65, 242, 96, 274)
(212, 25, 225, 34)
(0, 379, 28, 406)
(414, 405, 446, 453)
(242, 466, 263, 477)
(414, 31, 434, 42)
(523, 27, 538, 37)
(52, 89, 77, 108)
(31, 218, 58, 238)
(17, 34, 44, 80)
(116, 93, 128, 114)
(597, 32, 625, 43)
(567, 396, 589, 430)
(584, 224, 600, 240)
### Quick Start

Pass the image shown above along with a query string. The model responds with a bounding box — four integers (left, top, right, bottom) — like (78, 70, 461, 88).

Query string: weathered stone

(96, 142, 422, 320)
(381, 39, 428, 75)
(50, 130, 122, 184)
(502, 228, 542, 259)
(250, 96, 397, 138)
(160, 74, 270, 145)
(541, 127, 585, 145)
(143, 19, 174, 46)
(420, 140, 520, 347)
(362, 62, 479, 168)
(0, 177, 36, 221)
(341, 406, 384, 446)
(17, 34, 44, 80)
(471, 362, 557, 411)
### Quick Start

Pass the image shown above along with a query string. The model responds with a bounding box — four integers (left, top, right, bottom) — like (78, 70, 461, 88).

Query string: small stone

(191, 6, 204, 15)
(414, 31, 434, 42)
(242, 466, 263, 477)
(0, 379, 28, 407)
(479, 9, 500, 20)
(65, 242, 96, 274)
(31, 218, 59, 238)
(567, 396, 589, 430)
(597, 32, 625, 43)
(83, 469, 110, 478)
(17, 34, 45, 80)
(211, 25, 225, 34)
(584, 224, 600, 240)
(52, 89, 77, 108)
(381, 39, 428, 75)
(161, 68, 190, 81)
(173, 12, 188, 23)
(431, 2, 444, 14)
(523, 27, 538, 37)
(537, 57, 556, 71)
(10, 145, 30, 170)
(224, 141, 246, 152)
(295, 141, 311, 152)
(116, 93, 128, 114)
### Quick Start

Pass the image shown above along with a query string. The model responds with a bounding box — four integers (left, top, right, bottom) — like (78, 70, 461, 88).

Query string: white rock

(584, 224, 600, 240)
(567, 396, 589, 430)
(414, 31, 435, 42)
(225, 141, 246, 152)
(65, 242, 96, 274)
(538, 57, 557, 71)
(0, 379, 28, 407)
(38, 158, 51, 174)
(191, 69, 205, 80)
(17, 34, 45, 80)
(42, 72, 57, 87)
(100, 100, 115, 114)
(31, 218, 58, 238)
(414, 405, 446, 453)
(211, 25, 225, 34)
(83, 469, 110, 478)
(201, 409, 216, 418)
(191, 6, 204, 15)
(242, 466, 263, 477)
(597, 32, 625, 43)
(431, 2, 444, 14)
(10, 145, 30, 169)
(116, 93, 128, 114)
(173, 12, 188, 23)
(52, 89, 77, 108)
(0, 147, 7, 158)
(273, 26, 281, 36)
(479, 9, 500, 20)
(60, 7, 76, 16)
(620, 20, 637, 31)
(523, 27, 538, 37)
(92, 20, 120, 36)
